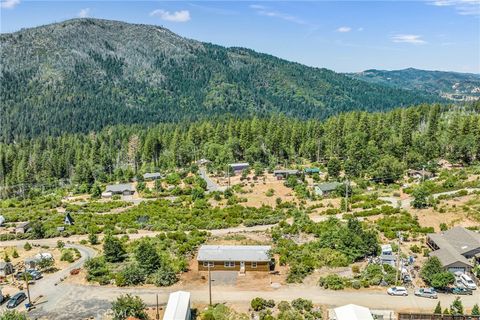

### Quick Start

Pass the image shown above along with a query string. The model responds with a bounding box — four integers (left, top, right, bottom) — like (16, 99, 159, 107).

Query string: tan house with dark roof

(427, 226, 480, 273)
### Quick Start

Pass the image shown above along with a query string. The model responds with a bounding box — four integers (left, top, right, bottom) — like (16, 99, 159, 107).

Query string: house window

(251, 262, 257, 268)
(224, 261, 235, 268)
(203, 261, 214, 268)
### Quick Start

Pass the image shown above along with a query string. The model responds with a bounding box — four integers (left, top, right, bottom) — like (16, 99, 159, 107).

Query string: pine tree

(434, 301, 442, 314)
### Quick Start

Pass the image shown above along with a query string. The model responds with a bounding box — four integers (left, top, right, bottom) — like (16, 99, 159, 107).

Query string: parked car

(15, 271, 32, 281)
(451, 287, 473, 295)
(459, 274, 477, 290)
(414, 287, 438, 299)
(387, 286, 408, 296)
(6, 292, 27, 309)
(27, 269, 42, 280)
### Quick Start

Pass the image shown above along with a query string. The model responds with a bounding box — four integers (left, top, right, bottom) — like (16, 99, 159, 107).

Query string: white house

(163, 291, 191, 320)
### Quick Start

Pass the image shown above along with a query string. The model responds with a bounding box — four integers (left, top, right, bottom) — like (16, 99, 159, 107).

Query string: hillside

(0, 18, 442, 142)
(347, 68, 480, 101)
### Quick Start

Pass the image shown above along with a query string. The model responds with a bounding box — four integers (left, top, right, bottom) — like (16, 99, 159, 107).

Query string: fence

(398, 314, 480, 320)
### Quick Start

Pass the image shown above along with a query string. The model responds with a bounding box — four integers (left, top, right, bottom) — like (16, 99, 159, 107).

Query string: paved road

(199, 168, 226, 193)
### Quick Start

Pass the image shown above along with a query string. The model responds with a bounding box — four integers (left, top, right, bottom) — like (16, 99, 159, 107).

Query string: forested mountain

(0, 18, 443, 143)
(347, 68, 480, 101)
(1, 102, 479, 191)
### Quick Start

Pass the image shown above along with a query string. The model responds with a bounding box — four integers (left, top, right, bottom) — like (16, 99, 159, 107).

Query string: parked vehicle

(0, 290, 6, 304)
(15, 271, 32, 281)
(27, 269, 42, 280)
(451, 287, 473, 295)
(387, 286, 408, 296)
(414, 287, 438, 299)
(459, 274, 477, 290)
(6, 292, 27, 309)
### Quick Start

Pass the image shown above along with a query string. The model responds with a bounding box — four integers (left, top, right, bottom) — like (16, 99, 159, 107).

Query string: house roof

(273, 170, 299, 175)
(316, 182, 342, 192)
(428, 227, 480, 255)
(143, 172, 161, 179)
(333, 304, 374, 320)
(430, 247, 473, 268)
(197, 245, 271, 262)
(0, 261, 13, 269)
(229, 162, 249, 168)
(304, 168, 320, 173)
(17, 221, 30, 228)
(105, 183, 134, 192)
(163, 291, 191, 320)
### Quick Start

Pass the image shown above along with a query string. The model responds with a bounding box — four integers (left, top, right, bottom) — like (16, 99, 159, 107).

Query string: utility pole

(208, 263, 212, 306)
(155, 294, 160, 320)
(422, 165, 425, 182)
(227, 165, 230, 189)
(395, 232, 402, 285)
(23, 266, 32, 307)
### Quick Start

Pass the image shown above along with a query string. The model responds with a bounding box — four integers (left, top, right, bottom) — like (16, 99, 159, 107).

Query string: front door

(240, 261, 245, 269)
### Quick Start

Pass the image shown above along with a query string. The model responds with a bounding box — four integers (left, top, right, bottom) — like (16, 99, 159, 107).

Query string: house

(380, 244, 396, 266)
(197, 245, 272, 273)
(0, 215, 5, 226)
(427, 226, 480, 273)
(331, 304, 374, 320)
(229, 162, 249, 174)
(25, 252, 54, 269)
(163, 291, 191, 320)
(103, 183, 135, 197)
(407, 169, 433, 180)
(0, 262, 14, 277)
(273, 170, 300, 180)
(304, 168, 321, 175)
(64, 212, 74, 226)
(15, 221, 30, 234)
(143, 172, 162, 181)
(314, 182, 342, 196)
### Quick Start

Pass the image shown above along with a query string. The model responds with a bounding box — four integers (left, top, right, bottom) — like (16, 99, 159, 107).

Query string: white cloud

(249, 4, 308, 25)
(357, 27, 364, 32)
(429, 0, 480, 15)
(78, 8, 90, 18)
(1, 0, 20, 9)
(150, 9, 191, 22)
(392, 34, 427, 44)
(337, 26, 352, 33)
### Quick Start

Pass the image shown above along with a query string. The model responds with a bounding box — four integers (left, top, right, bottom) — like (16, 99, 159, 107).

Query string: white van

(460, 274, 477, 290)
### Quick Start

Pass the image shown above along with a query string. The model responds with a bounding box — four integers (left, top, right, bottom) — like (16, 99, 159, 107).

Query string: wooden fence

(398, 314, 480, 320)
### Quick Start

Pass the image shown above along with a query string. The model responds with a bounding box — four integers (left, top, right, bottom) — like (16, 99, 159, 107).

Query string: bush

(151, 265, 178, 287)
(111, 294, 148, 320)
(60, 249, 75, 263)
(57, 240, 65, 249)
(12, 249, 19, 259)
(291, 298, 313, 312)
(318, 274, 346, 290)
(23, 242, 32, 251)
(121, 264, 146, 286)
(251, 297, 275, 311)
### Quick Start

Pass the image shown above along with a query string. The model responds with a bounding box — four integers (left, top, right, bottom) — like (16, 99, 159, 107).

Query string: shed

(197, 245, 272, 272)
(314, 182, 342, 196)
(15, 221, 30, 234)
(273, 170, 300, 180)
(104, 183, 135, 196)
(0, 261, 14, 277)
(143, 172, 162, 180)
(163, 291, 191, 320)
(0, 215, 5, 226)
(332, 304, 374, 320)
(229, 162, 249, 173)
(304, 168, 320, 174)
(64, 212, 74, 226)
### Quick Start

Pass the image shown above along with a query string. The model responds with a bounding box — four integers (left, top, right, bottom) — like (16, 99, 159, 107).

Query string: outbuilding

(0, 262, 14, 277)
(229, 163, 250, 174)
(15, 221, 30, 234)
(273, 169, 300, 180)
(0, 215, 5, 226)
(314, 182, 342, 196)
(197, 245, 273, 273)
(64, 212, 75, 226)
(143, 172, 162, 180)
(163, 291, 191, 320)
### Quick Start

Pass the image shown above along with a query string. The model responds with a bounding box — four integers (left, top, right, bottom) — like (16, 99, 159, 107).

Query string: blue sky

(1, 0, 479, 73)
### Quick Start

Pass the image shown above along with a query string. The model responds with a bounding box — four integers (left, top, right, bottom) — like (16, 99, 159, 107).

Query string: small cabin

(64, 212, 75, 226)
(229, 162, 249, 174)
(103, 183, 135, 197)
(314, 182, 342, 196)
(0, 262, 14, 277)
(273, 170, 300, 180)
(15, 221, 30, 234)
(143, 172, 162, 181)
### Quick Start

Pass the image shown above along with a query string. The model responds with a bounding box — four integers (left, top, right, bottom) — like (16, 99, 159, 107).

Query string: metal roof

(273, 170, 299, 175)
(229, 162, 249, 168)
(197, 245, 271, 262)
(334, 304, 374, 320)
(163, 291, 191, 320)
(316, 182, 342, 192)
(105, 183, 134, 192)
(428, 226, 480, 255)
(143, 172, 161, 179)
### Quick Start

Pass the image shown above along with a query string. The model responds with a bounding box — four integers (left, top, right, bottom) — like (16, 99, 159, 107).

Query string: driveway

(199, 168, 226, 193)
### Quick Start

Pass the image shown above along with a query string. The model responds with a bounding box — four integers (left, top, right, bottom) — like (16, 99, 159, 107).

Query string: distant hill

(347, 68, 480, 101)
(0, 18, 442, 142)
